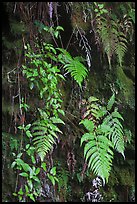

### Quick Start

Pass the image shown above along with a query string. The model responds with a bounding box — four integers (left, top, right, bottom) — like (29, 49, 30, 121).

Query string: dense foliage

(2, 2, 135, 202)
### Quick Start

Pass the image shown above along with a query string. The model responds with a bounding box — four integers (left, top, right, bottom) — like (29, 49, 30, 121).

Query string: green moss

(10, 19, 28, 35)
(115, 66, 135, 110)
(114, 166, 135, 187)
(71, 2, 90, 31)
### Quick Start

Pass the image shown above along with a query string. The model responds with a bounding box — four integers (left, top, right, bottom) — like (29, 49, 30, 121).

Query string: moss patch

(115, 66, 135, 110)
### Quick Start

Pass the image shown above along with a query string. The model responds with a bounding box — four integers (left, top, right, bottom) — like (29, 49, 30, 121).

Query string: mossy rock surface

(115, 66, 135, 110)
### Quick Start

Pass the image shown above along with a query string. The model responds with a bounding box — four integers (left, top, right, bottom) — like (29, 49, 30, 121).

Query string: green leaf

(81, 133, 94, 146)
(32, 176, 40, 183)
(35, 167, 40, 175)
(80, 119, 94, 132)
(13, 193, 17, 196)
(31, 155, 36, 164)
(19, 172, 28, 177)
(107, 93, 115, 111)
(29, 194, 35, 202)
(26, 130, 32, 138)
(25, 185, 29, 193)
(22, 163, 31, 172)
(47, 173, 55, 186)
(111, 110, 124, 120)
(56, 26, 64, 31)
(41, 162, 47, 171)
(88, 96, 99, 103)
(27, 180, 33, 191)
(18, 188, 24, 195)
(51, 117, 65, 125)
(50, 166, 56, 176)
(11, 161, 16, 169)
(54, 31, 59, 38)
(58, 109, 65, 116)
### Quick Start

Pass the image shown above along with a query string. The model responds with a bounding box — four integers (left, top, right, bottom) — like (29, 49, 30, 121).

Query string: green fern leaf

(80, 132, 94, 146)
(81, 127, 114, 184)
(88, 96, 99, 103)
(107, 93, 115, 111)
(80, 94, 126, 184)
(51, 117, 65, 125)
(32, 116, 63, 161)
(111, 109, 124, 120)
(116, 32, 128, 66)
(95, 16, 128, 68)
(79, 119, 94, 132)
(58, 48, 88, 87)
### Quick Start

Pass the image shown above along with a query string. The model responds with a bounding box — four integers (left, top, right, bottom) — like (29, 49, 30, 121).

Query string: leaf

(29, 194, 35, 202)
(41, 162, 47, 171)
(81, 133, 94, 146)
(35, 167, 40, 175)
(111, 110, 124, 120)
(51, 117, 65, 125)
(58, 109, 65, 116)
(50, 166, 56, 176)
(88, 96, 99, 103)
(27, 180, 33, 191)
(19, 172, 28, 177)
(47, 173, 55, 186)
(22, 163, 31, 172)
(56, 26, 64, 31)
(11, 161, 16, 169)
(25, 185, 29, 193)
(18, 188, 23, 195)
(26, 130, 32, 138)
(107, 93, 115, 111)
(58, 48, 88, 87)
(31, 155, 36, 164)
(80, 119, 94, 132)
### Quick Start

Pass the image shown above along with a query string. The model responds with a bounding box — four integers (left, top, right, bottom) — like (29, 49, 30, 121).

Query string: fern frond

(115, 32, 128, 66)
(58, 48, 88, 87)
(80, 95, 126, 184)
(102, 110, 125, 158)
(81, 129, 114, 184)
(107, 93, 115, 111)
(95, 16, 128, 68)
(32, 117, 63, 161)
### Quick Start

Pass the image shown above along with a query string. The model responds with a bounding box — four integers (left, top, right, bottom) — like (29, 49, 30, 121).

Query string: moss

(115, 66, 135, 110)
(114, 166, 135, 187)
(71, 2, 90, 31)
(10, 19, 28, 35)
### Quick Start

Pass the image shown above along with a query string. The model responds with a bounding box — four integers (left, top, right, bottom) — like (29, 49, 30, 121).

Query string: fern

(80, 124, 114, 185)
(57, 48, 88, 87)
(102, 108, 125, 157)
(107, 93, 115, 111)
(32, 117, 63, 161)
(95, 16, 128, 68)
(80, 94, 125, 184)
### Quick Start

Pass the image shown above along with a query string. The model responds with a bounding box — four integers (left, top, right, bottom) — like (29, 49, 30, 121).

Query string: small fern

(80, 94, 126, 184)
(80, 125, 113, 185)
(95, 16, 128, 68)
(32, 109, 64, 161)
(57, 48, 88, 87)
